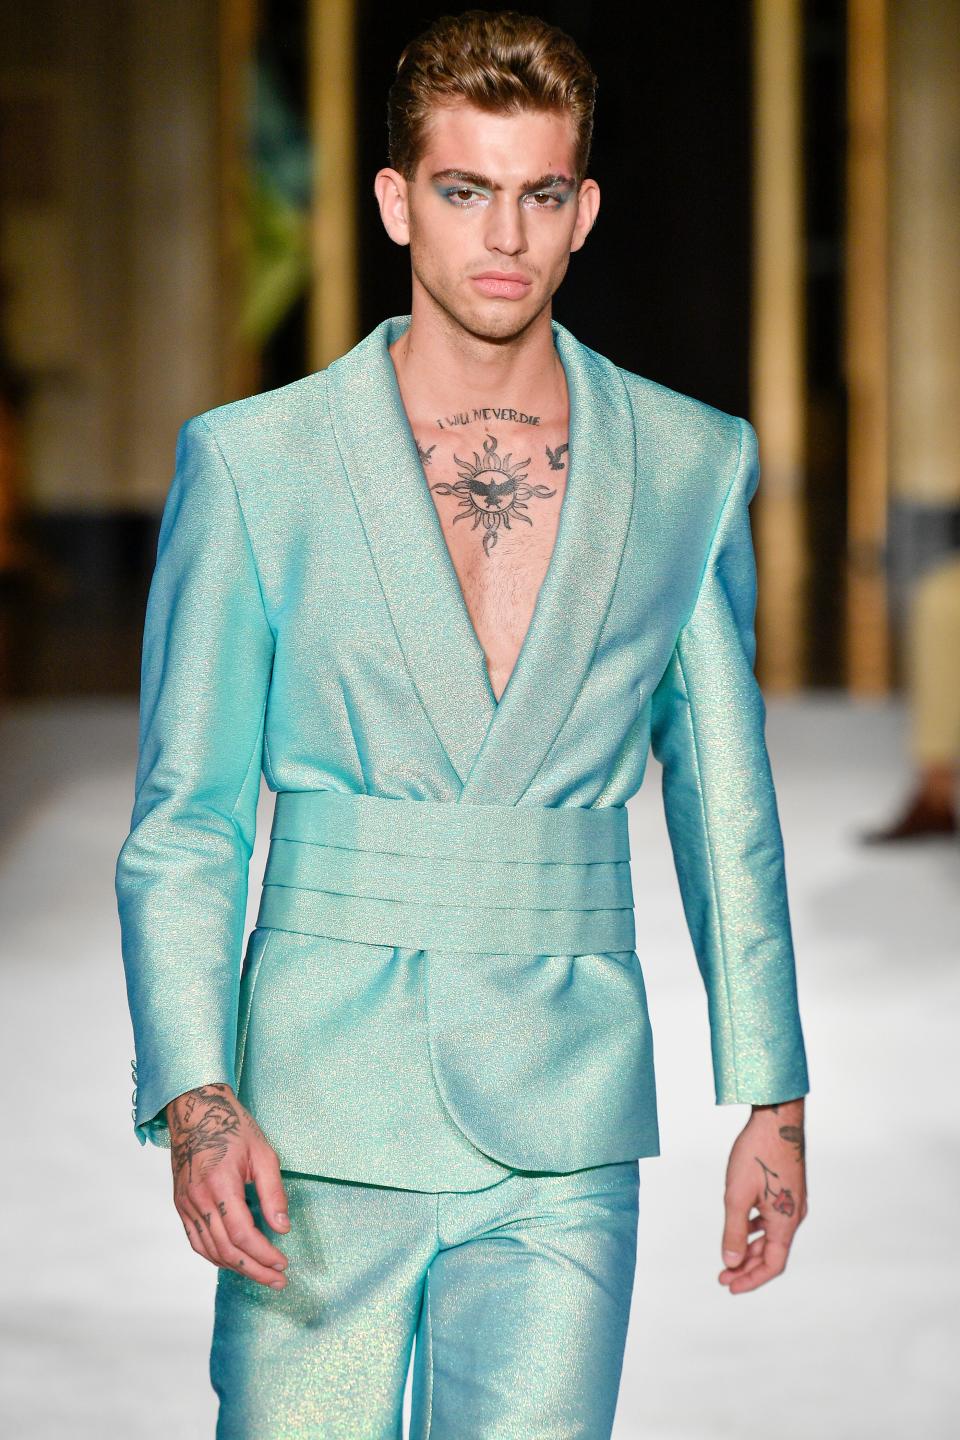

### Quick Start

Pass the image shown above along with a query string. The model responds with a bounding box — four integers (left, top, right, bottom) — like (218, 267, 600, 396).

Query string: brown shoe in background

(860, 790, 958, 843)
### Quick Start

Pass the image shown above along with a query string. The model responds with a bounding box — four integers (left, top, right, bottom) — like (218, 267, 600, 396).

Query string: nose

(482, 193, 527, 258)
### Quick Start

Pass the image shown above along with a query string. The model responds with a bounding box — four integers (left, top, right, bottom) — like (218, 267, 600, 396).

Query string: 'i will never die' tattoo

(436, 406, 542, 429)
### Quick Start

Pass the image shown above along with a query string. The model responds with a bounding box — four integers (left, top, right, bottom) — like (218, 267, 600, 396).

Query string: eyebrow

(430, 168, 576, 192)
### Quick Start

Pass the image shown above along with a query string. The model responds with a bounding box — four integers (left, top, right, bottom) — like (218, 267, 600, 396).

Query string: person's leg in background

(408, 1160, 640, 1440)
(863, 552, 960, 842)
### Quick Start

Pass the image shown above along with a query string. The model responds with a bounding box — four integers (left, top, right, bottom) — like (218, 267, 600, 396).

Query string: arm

(115, 413, 275, 1149)
(114, 412, 295, 1288)
(650, 415, 810, 1109)
(650, 417, 810, 1292)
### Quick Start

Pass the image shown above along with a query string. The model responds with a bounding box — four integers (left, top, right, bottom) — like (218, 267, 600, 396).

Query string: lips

(471, 273, 533, 299)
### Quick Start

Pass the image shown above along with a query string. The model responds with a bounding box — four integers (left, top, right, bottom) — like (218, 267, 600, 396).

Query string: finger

(721, 1232, 765, 1268)
(179, 1198, 219, 1267)
(207, 1186, 289, 1278)
(718, 1233, 765, 1281)
(728, 1235, 791, 1292)
(213, 1177, 291, 1277)
(204, 1204, 289, 1290)
(191, 1185, 289, 1288)
(177, 1180, 279, 1282)
(250, 1146, 291, 1234)
(731, 1248, 768, 1281)
(728, 1260, 776, 1292)
(189, 1195, 238, 1271)
(721, 1189, 756, 1269)
(181, 1210, 213, 1262)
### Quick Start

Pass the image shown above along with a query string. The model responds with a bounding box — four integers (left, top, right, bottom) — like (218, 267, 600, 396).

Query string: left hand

(719, 1097, 808, 1293)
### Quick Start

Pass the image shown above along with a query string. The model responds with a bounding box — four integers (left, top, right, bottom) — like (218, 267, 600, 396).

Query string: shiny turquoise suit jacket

(115, 312, 810, 1191)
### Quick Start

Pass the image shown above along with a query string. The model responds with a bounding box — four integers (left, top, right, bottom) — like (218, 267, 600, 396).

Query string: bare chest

(413, 421, 571, 702)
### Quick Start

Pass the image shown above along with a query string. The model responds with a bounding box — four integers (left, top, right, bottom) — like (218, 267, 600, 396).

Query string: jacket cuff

(130, 1054, 235, 1150)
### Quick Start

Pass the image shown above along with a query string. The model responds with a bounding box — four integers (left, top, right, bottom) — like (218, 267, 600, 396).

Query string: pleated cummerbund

(255, 790, 636, 955)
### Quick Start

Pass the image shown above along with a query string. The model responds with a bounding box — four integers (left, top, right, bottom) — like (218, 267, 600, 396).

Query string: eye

(444, 187, 483, 206)
(526, 191, 562, 208)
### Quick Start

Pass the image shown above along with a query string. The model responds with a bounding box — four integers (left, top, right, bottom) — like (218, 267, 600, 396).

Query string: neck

(389, 288, 568, 424)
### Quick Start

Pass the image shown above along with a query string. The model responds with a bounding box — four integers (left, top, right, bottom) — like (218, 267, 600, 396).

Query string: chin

(462, 297, 543, 341)
(470, 308, 524, 333)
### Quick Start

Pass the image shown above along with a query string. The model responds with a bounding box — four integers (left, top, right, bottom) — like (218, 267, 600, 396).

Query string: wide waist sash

(256, 790, 636, 955)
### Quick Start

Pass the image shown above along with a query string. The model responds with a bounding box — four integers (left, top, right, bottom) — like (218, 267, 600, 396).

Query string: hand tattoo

(779, 1123, 805, 1161)
(754, 1101, 806, 1162)
(169, 1083, 242, 1185)
(754, 1156, 796, 1217)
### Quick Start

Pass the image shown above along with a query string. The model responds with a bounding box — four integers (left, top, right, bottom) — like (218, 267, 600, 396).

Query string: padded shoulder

(615, 361, 743, 464)
(188, 369, 332, 459)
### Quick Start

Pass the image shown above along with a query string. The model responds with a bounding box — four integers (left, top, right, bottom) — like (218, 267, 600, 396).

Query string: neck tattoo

(437, 406, 542, 430)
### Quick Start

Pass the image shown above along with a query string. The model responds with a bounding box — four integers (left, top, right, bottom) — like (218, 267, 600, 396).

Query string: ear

(569, 178, 601, 254)
(374, 168, 411, 247)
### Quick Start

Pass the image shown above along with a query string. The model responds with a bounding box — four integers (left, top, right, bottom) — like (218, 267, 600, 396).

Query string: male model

(116, 11, 810, 1438)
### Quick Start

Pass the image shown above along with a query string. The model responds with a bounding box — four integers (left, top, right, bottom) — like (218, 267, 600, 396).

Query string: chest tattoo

(424, 431, 560, 558)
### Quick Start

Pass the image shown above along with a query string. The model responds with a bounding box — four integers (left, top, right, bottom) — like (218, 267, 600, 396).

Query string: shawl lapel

(325, 313, 637, 802)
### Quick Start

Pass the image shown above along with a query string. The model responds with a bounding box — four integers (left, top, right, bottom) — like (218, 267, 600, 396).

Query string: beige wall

(0, 0, 224, 510)
(888, 0, 960, 507)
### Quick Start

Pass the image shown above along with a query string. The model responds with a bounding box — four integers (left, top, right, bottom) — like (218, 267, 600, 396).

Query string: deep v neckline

(325, 312, 638, 799)
(385, 332, 576, 714)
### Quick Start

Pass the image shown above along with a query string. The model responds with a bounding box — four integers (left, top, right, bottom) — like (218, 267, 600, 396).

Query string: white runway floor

(1, 693, 957, 1439)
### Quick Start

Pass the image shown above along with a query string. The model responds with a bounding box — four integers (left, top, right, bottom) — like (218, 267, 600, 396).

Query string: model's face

(374, 102, 600, 341)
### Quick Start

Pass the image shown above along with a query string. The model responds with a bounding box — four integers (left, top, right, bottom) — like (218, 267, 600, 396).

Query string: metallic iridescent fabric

(210, 1162, 640, 1439)
(257, 790, 636, 953)
(115, 313, 810, 1191)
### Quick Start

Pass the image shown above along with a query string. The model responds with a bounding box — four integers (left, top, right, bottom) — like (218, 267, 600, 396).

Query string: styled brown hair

(387, 10, 598, 188)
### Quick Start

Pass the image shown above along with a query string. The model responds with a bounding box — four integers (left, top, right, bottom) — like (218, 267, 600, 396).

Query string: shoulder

(165, 372, 335, 538)
(566, 334, 761, 536)
(613, 359, 749, 468)
(559, 322, 750, 475)
(181, 369, 331, 464)
(608, 358, 758, 527)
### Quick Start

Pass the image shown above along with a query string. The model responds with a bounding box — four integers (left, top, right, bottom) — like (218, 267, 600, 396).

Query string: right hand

(166, 1082, 290, 1289)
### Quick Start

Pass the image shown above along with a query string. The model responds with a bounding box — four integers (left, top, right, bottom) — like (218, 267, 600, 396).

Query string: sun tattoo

(429, 432, 558, 557)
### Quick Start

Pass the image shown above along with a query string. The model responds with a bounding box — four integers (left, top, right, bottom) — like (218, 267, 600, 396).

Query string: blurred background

(0, 2, 957, 1437)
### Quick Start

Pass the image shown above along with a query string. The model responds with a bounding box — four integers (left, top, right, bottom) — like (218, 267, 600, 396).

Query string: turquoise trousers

(209, 1159, 640, 1438)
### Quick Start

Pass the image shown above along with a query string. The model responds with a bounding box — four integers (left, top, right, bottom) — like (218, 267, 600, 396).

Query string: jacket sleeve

(649, 416, 810, 1106)
(115, 414, 276, 1148)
